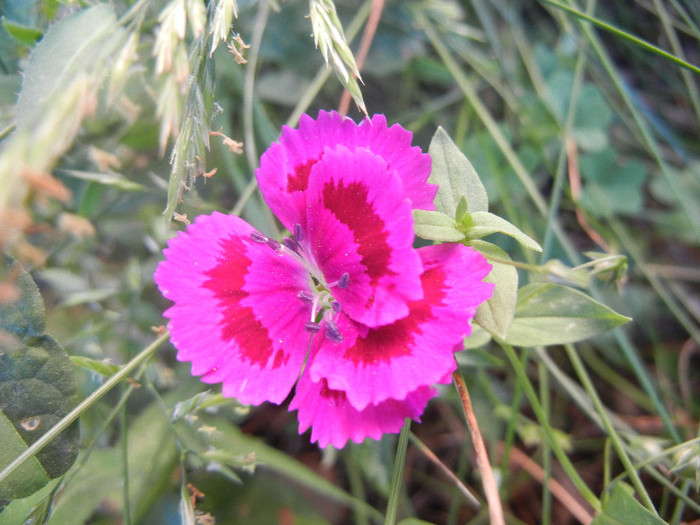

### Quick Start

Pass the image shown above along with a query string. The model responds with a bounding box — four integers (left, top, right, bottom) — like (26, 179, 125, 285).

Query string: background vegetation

(0, 0, 699, 523)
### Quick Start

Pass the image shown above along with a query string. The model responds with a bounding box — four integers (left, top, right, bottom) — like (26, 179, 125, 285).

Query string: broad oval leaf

(428, 127, 488, 217)
(504, 283, 631, 347)
(0, 335, 79, 499)
(472, 240, 519, 339)
(412, 209, 465, 242)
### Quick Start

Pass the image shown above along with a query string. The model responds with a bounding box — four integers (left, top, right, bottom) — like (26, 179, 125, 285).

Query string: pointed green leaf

(69, 356, 121, 377)
(1, 253, 46, 339)
(504, 283, 631, 347)
(591, 482, 668, 525)
(428, 127, 488, 217)
(412, 210, 465, 242)
(58, 169, 146, 192)
(1, 18, 43, 46)
(0, 335, 79, 499)
(469, 211, 542, 252)
(472, 240, 518, 339)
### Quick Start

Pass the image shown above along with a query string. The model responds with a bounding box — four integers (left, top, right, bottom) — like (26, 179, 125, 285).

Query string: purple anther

(293, 223, 303, 242)
(297, 291, 314, 304)
(324, 320, 343, 343)
(282, 237, 300, 252)
(266, 238, 281, 252)
(251, 231, 267, 243)
(305, 321, 321, 333)
(331, 301, 342, 312)
(338, 272, 350, 289)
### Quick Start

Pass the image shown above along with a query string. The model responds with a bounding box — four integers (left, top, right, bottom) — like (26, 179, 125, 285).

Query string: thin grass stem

(539, 0, 700, 75)
(409, 432, 481, 510)
(383, 419, 411, 525)
(0, 331, 170, 487)
(501, 343, 602, 511)
(564, 344, 658, 514)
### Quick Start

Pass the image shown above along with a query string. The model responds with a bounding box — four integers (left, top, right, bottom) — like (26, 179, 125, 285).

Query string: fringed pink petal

(310, 243, 494, 410)
(154, 212, 312, 405)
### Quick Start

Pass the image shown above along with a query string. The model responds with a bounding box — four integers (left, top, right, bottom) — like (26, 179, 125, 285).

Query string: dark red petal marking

(286, 156, 321, 192)
(203, 235, 284, 369)
(321, 179, 395, 287)
(343, 267, 448, 366)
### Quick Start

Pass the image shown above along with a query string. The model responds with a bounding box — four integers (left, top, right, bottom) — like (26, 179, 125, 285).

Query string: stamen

(251, 231, 267, 243)
(331, 300, 342, 312)
(305, 321, 321, 333)
(338, 272, 350, 289)
(266, 238, 281, 252)
(325, 319, 343, 343)
(293, 223, 303, 242)
(282, 237, 300, 252)
(297, 291, 314, 304)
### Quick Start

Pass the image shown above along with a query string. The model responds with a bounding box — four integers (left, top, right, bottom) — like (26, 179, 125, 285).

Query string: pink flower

(155, 111, 494, 448)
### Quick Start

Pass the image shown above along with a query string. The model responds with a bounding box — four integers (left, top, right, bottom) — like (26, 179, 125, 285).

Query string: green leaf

(412, 210, 465, 242)
(591, 482, 668, 525)
(15, 3, 123, 128)
(0, 335, 79, 499)
(472, 240, 518, 340)
(69, 356, 121, 377)
(0, 411, 50, 500)
(428, 127, 488, 218)
(1, 18, 43, 46)
(0, 253, 46, 339)
(504, 283, 631, 347)
(468, 211, 543, 252)
(58, 169, 146, 192)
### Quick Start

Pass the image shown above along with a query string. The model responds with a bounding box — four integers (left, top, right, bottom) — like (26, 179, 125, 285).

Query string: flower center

(251, 225, 349, 343)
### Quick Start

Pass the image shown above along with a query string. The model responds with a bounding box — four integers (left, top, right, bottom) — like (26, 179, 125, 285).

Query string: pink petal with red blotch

(290, 371, 438, 449)
(154, 212, 313, 405)
(302, 145, 423, 327)
(255, 111, 435, 232)
(309, 243, 494, 410)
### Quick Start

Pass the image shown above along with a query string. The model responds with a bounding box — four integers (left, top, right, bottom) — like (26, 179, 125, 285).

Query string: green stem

(564, 344, 658, 514)
(538, 0, 700, 75)
(121, 388, 132, 525)
(384, 419, 411, 525)
(501, 343, 601, 511)
(0, 331, 169, 486)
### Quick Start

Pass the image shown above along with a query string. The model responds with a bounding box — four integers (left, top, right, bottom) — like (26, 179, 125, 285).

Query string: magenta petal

(154, 212, 312, 405)
(302, 145, 423, 327)
(290, 373, 438, 448)
(255, 111, 435, 232)
(310, 243, 494, 410)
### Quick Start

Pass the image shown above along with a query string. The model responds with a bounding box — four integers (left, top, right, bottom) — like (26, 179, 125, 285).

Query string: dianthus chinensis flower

(155, 111, 494, 448)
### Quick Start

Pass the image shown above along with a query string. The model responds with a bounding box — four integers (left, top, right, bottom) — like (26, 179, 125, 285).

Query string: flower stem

(383, 418, 411, 525)
(0, 330, 170, 487)
(452, 369, 505, 525)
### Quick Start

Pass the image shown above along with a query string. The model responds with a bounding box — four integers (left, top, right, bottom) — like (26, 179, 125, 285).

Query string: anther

(266, 238, 281, 252)
(297, 291, 314, 303)
(293, 223, 303, 242)
(338, 272, 350, 289)
(282, 237, 300, 252)
(251, 231, 267, 243)
(305, 321, 321, 333)
(325, 320, 343, 343)
(331, 301, 342, 312)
